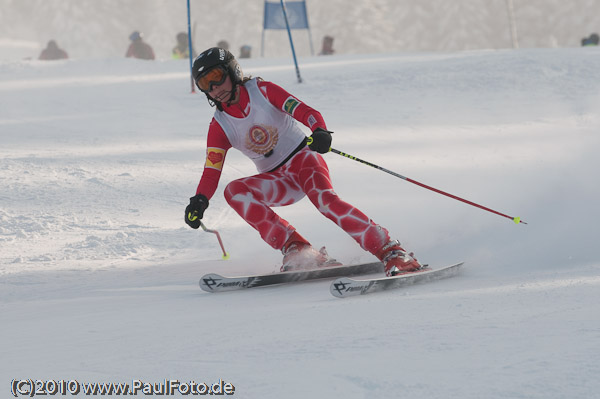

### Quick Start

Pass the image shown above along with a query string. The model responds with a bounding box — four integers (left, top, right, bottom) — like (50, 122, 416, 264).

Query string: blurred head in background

(581, 33, 599, 46)
(39, 40, 68, 60)
(126, 30, 155, 60)
(319, 35, 335, 55)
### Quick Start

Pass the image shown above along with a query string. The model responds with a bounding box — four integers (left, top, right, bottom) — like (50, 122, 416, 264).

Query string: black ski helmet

(192, 47, 242, 106)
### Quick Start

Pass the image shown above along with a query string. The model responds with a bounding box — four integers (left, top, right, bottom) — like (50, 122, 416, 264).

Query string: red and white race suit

(195, 78, 391, 254)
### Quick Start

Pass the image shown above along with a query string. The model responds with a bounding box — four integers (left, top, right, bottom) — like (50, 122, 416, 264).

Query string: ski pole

(307, 137, 526, 225)
(200, 221, 230, 259)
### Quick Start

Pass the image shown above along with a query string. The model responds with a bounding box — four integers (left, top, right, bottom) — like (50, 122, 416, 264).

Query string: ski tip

(199, 273, 224, 292)
(330, 277, 357, 298)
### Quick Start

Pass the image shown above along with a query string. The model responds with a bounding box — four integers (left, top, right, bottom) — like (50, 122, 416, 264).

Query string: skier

(184, 47, 423, 276)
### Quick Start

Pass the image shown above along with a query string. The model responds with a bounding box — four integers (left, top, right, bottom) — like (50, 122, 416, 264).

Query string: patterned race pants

(224, 147, 390, 254)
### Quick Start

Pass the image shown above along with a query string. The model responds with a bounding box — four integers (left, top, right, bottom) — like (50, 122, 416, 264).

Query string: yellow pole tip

(513, 217, 520, 224)
(222, 253, 230, 260)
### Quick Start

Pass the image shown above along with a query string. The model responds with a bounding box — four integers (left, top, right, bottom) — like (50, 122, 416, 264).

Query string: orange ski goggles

(196, 66, 228, 92)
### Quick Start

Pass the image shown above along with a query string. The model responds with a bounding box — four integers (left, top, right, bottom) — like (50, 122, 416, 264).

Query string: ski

(200, 261, 383, 293)
(330, 262, 464, 298)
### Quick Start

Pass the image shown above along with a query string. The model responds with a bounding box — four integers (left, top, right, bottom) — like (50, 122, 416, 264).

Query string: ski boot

(280, 233, 341, 272)
(376, 240, 424, 277)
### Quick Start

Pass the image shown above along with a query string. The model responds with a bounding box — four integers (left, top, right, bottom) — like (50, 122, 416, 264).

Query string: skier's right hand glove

(308, 128, 333, 154)
(185, 193, 209, 229)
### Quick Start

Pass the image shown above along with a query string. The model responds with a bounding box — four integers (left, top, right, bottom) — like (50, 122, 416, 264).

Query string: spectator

(126, 31, 155, 60)
(38, 40, 68, 60)
(239, 45, 251, 59)
(581, 33, 599, 46)
(319, 35, 335, 55)
(172, 32, 191, 59)
(217, 40, 229, 51)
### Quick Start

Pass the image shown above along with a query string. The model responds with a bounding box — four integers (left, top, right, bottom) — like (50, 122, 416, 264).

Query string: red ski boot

(376, 240, 424, 277)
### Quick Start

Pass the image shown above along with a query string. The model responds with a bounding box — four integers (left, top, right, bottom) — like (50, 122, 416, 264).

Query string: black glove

(185, 193, 209, 229)
(308, 128, 333, 154)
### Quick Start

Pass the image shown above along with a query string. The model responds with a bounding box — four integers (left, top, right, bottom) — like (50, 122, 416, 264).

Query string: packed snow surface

(2, 48, 599, 398)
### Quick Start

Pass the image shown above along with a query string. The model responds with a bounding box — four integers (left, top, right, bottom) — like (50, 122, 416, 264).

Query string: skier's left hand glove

(185, 194, 209, 229)
(308, 128, 333, 154)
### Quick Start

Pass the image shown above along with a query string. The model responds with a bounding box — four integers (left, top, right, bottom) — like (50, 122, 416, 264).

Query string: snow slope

(2, 48, 600, 398)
